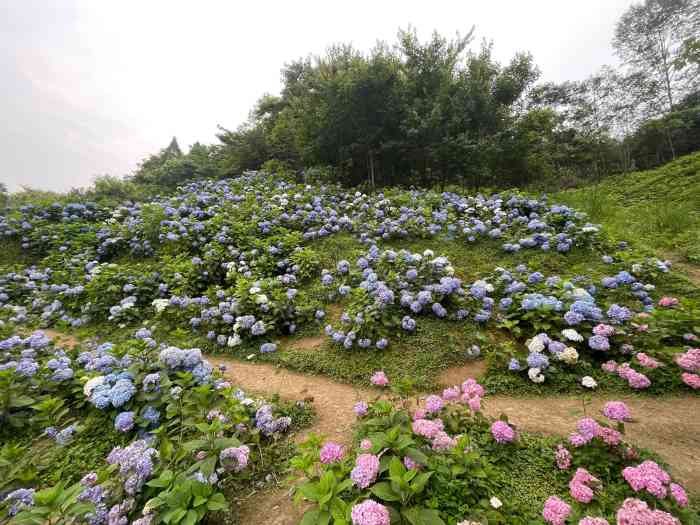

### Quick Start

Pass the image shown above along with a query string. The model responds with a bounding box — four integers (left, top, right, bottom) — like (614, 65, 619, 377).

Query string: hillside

(557, 151, 700, 264)
(1, 171, 700, 524)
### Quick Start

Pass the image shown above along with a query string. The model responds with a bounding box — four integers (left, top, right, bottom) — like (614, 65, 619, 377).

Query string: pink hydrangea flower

(442, 386, 460, 401)
(425, 395, 444, 413)
(412, 408, 426, 420)
(555, 445, 571, 470)
(681, 372, 700, 389)
(622, 460, 671, 499)
(319, 442, 345, 464)
(676, 348, 700, 372)
(601, 360, 618, 373)
(350, 500, 390, 525)
(467, 396, 481, 412)
(627, 370, 651, 389)
(569, 432, 588, 447)
(350, 454, 380, 489)
(618, 364, 652, 389)
(658, 297, 679, 307)
(600, 427, 622, 446)
(578, 518, 609, 525)
(593, 324, 615, 337)
(461, 378, 485, 398)
(219, 445, 250, 472)
(412, 418, 444, 439)
(616, 498, 680, 525)
(543, 496, 571, 525)
(370, 371, 389, 387)
(491, 421, 515, 444)
(576, 418, 601, 441)
(569, 468, 599, 503)
(636, 353, 660, 369)
(670, 483, 688, 507)
(431, 431, 457, 451)
(617, 363, 633, 379)
(360, 439, 373, 450)
(602, 401, 630, 422)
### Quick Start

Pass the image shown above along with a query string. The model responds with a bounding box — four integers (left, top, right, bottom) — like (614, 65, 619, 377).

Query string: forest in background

(2, 0, 700, 204)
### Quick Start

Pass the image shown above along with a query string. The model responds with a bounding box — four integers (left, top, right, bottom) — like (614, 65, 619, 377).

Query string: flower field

(1, 171, 699, 524)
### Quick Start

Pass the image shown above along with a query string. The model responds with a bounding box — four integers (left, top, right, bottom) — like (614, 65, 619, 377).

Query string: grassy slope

(556, 151, 700, 263)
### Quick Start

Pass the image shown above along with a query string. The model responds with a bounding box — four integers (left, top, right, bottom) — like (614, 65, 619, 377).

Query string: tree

(613, 0, 700, 117)
(0, 182, 7, 209)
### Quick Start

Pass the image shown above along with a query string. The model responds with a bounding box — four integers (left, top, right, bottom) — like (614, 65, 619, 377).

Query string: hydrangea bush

(0, 329, 305, 523)
(291, 377, 695, 525)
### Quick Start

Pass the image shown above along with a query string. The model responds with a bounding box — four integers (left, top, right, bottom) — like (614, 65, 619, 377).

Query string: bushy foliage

(0, 329, 307, 524)
(291, 376, 697, 524)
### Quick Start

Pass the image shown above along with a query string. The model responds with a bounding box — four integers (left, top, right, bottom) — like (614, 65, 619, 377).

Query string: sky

(0, 0, 635, 192)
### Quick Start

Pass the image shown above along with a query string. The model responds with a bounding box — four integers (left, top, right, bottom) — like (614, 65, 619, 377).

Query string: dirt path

(39, 331, 700, 523)
(208, 355, 700, 525)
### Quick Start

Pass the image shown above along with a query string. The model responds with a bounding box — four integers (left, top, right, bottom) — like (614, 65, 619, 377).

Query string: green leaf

(402, 507, 445, 525)
(206, 493, 228, 511)
(147, 469, 174, 488)
(182, 509, 198, 525)
(405, 447, 428, 465)
(335, 478, 353, 495)
(370, 481, 401, 502)
(410, 472, 433, 494)
(389, 456, 405, 479)
(213, 436, 241, 449)
(162, 508, 187, 524)
(297, 481, 322, 502)
(300, 509, 323, 525)
(182, 439, 208, 452)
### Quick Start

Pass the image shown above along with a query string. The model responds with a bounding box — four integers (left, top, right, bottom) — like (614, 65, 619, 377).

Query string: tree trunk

(665, 125, 676, 160)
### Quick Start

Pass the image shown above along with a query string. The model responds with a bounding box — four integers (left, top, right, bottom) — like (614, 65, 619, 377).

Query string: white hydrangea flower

(152, 299, 169, 313)
(557, 347, 579, 365)
(255, 294, 269, 304)
(581, 376, 597, 389)
(527, 335, 546, 353)
(423, 249, 434, 257)
(84, 376, 105, 397)
(562, 329, 583, 342)
(490, 496, 503, 509)
(528, 367, 545, 383)
(227, 334, 241, 347)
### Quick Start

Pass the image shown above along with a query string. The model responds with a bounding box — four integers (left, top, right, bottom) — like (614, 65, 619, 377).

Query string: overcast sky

(0, 0, 635, 192)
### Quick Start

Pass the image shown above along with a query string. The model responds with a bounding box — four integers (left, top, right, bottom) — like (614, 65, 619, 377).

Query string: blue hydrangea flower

(115, 411, 135, 433)
(588, 335, 610, 351)
(401, 316, 416, 331)
(260, 342, 277, 353)
(527, 352, 549, 369)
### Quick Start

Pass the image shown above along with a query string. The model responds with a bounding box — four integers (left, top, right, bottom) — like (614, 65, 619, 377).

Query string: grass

(556, 151, 700, 263)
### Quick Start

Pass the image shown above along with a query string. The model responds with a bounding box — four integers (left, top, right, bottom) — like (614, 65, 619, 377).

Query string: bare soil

(664, 252, 700, 287)
(437, 359, 488, 387)
(287, 335, 326, 352)
(207, 355, 700, 524)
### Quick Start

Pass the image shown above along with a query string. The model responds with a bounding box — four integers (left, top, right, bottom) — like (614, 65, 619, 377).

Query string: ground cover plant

(1, 166, 700, 524)
(0, 328, 312, 524)
(1, 172, 699, 395)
